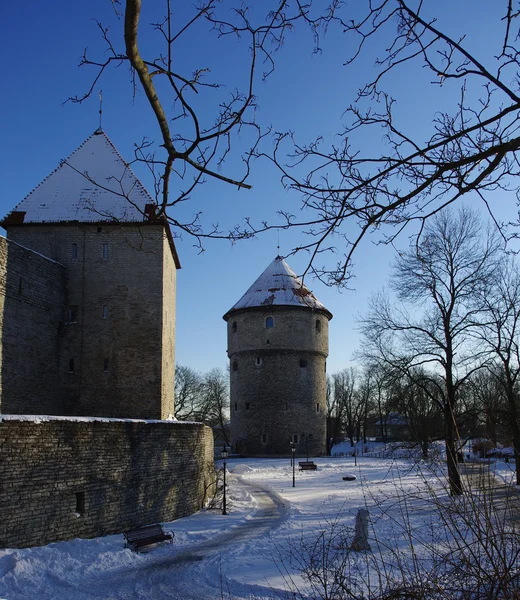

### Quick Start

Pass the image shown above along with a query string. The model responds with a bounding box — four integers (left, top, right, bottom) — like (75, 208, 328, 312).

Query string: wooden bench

(124, 524, 174, 553)
(298, 461, 317, 471)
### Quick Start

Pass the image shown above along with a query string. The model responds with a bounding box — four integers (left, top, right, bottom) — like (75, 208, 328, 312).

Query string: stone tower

(223, 256, 332, 457)
(1, 129, 180, 420)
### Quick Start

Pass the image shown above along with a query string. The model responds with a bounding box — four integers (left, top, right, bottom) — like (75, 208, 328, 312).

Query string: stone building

(0, 130, 215, 549)
(223, 256, 332, 457)
(1, 128, 180, 420)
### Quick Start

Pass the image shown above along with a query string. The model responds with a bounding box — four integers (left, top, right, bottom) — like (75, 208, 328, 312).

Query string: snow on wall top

(224, 256, 332, 319)
(2, 130, 156, 225)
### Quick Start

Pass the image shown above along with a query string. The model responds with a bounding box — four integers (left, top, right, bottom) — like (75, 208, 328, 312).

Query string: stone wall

(0, 417, 214, 549)
(227, 306, 329, 457)
(0, 237, 66, 414)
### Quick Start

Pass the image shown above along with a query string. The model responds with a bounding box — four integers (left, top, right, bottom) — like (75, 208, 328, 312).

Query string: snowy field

(0, 456, 517, 599)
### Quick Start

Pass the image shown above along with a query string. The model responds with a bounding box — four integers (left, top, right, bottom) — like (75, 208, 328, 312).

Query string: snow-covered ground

(0, 456, 517, 599)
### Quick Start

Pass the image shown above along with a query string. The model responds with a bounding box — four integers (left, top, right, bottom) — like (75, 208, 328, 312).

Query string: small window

(265, 316, 274, 329)
(316, 319, 321, 332)
(97, 226, 102, 233)
(285, 402, 288, 411)
(232, 321, 237, 333)
(255, 357, 263, 366)
(103, 358, 109, 372)
(75, 491, 85, 516)
(324, 362, 327, 373)
(69, 358, 75, 373)
(246, 402, 251, 410)
(316, 404, 320, 413)
(234, 403, 238, 411)
(292, 434, 299, 444)
(66, 305, 78, 323)
(232, 361, 238, 372)
(102, 305, 108, 319)
(300, 358, 308, 368)
(103, 243, 109, 260)
(261, 433, 267, 444)
(72, 243, 78, 259)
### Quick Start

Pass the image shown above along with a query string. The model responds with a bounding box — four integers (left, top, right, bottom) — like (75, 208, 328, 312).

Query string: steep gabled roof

(3, 129, 156, 225)
(224, 256, 332, 320)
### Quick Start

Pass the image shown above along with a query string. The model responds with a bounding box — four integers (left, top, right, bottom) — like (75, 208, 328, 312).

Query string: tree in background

(360, 208, 501, 495)
(477, 259, 520, 483)
(391, 370, 443, 459)
(174, 365, 230, 443)
(174, 365, 204, 421)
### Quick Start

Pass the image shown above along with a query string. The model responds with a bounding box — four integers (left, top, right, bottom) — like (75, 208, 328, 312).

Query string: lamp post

(290, 441, 296, 487)
(221, 445, 229, 515)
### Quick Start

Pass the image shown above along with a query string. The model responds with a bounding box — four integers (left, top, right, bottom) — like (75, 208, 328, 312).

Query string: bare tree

(174, 365, 204, 420)
(398, 369, 444, 458)
(466, 369, 508, 447)
(201, 367, 230, 443)
(73, 2, 520, 283)
(249, 1, 520, 285)
(360, 207, 501, 494)
(477, 258, 520, 483)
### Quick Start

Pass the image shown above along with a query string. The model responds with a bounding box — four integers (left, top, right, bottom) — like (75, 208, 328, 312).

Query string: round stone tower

(223, 256, 333, 457)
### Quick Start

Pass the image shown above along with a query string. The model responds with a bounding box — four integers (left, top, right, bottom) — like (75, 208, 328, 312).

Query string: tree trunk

(505, 392, 520, 486)
(445, 406, 463, 495)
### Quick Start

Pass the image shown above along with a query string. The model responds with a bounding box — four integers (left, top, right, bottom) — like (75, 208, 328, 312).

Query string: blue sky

(2, 1, 519, 375)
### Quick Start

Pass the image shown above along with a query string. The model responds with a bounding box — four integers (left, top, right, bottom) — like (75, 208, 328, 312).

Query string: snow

(0, 414, 201, 425)
(0, 456, 517, 599)
(3, 130, 154, 225)
(225, 256, 332, 317)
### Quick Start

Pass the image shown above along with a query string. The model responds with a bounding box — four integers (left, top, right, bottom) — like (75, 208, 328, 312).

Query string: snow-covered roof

(2, 129, 157, 225)
(224, 256, 332, 319)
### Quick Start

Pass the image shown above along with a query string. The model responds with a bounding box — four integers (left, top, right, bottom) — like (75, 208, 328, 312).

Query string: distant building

(0, 128, 180, 419)
(223, 256, 332, 457)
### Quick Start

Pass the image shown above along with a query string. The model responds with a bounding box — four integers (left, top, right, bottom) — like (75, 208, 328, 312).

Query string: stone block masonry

(0, 417, 214, 549)
(0, 237, 66, 415)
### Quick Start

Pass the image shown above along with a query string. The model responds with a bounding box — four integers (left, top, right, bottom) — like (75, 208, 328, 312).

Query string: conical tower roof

(2, 129, 157, 225)
(224, 256, 332, 320)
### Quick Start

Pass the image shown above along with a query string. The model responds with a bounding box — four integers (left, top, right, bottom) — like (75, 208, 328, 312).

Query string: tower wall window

(261, 433, 267, 444)
(75, 491, 85, 516)
(72, 243, 78, 259)
(103, 243, 109, 260)
(300, 358, 308, 368)
(66, 305, 78, 323)
(246, 402, 251, 410)
(255, 356, 263, 366)
(102, 305, 108, 319)
(69, 358, 75, 373)
(103, 358, 109, 372)
(265, 316, 274, 329)
(232, 360, 238, 372)
(316, 319, 321, 332)
(232, 321, 237, 332)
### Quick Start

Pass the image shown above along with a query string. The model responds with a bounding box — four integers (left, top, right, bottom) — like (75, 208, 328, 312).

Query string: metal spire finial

(98, 90, 103, 130)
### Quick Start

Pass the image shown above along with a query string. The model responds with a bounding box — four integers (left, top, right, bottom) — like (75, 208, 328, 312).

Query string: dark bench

(124, 524, 174, 553)
(299, 461, 317, 471)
